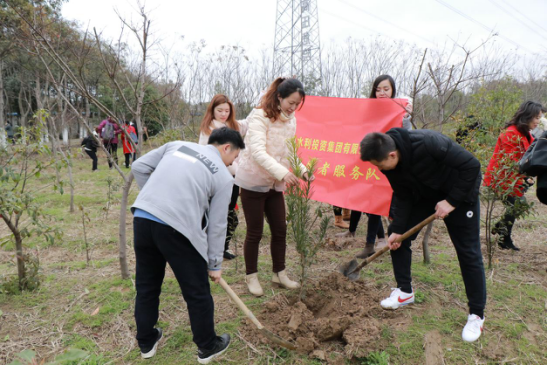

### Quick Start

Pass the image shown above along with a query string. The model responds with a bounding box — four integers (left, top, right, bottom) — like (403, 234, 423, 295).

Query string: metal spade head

(259, 328, 296, 350)
(338, 258, 360, 281)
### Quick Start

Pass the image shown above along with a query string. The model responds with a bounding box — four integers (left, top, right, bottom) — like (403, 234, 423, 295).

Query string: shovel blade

(260, 328, 296, 350)
(338, 259, 360, 281)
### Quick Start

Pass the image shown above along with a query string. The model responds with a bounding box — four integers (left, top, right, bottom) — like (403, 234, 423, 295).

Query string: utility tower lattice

(273, 0, 322, 86)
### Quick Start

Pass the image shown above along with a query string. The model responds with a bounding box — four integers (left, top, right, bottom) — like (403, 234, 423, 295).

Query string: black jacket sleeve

(384, 170, 414, 234)
(424, 134, 481, 207)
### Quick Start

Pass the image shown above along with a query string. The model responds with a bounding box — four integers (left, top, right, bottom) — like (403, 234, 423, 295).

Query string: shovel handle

(348, 213, 437, 275)
(219, 278, 264, 330)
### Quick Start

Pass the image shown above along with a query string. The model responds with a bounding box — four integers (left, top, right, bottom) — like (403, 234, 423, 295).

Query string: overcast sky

(62, 0, 547, 62)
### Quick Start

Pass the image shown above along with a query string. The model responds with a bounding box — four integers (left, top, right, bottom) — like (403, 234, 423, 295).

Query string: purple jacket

(97, 119, 122, 144)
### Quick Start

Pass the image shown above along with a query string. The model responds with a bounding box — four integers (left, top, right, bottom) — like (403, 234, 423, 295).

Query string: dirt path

(424, 330, 444, 365)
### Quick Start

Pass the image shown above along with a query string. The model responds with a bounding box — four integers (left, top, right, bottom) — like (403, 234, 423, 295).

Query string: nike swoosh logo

(398, 295, 413, 303)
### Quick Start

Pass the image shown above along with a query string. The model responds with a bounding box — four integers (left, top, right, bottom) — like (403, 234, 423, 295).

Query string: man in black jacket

(360, 128, 486, 342)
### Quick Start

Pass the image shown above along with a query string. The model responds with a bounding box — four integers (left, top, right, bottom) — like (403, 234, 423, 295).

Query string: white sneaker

(380, 288, 414, 310)
(462, 314, 484, 342)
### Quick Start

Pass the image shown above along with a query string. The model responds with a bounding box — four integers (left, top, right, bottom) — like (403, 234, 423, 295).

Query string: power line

(334, 0, 437, 47)
(498, 0, 547, 32)
(320, 8, 439, 51)
(320, 9, 380, 38)
(434, 0, 540, 55)
(486, 0, 546, 41)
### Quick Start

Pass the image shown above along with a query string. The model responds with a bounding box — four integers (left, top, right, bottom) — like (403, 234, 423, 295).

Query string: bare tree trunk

(0, 60, 6, 147)
(84, 95, 90, 136)
(18, 73, 31, 127)
(47, 108, 75, 213)
(1, 215, 26, 289)
(422, 221, 433, 264)
(118, 173, 134, 279)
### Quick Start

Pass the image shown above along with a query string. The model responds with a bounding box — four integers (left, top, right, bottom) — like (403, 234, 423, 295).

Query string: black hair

(208, 127, 245, 150)
(278, 78, 305, 99)
(506, 101, 546, 142)
(369, 75, 396, 99)
(360, 132, 397, 162)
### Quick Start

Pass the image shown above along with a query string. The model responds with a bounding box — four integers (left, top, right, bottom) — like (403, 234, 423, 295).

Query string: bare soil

(241, 272, 411, 359)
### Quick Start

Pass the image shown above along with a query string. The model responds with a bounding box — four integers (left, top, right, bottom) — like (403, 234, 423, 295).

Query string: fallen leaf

(90, 307, 100, 316)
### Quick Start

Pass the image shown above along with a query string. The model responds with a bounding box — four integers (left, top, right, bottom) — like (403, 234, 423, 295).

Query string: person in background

(531, 131, 548, 205)
(484, 101, 546, 251)
(531, 114, 546, 139)
(130, 120, 139, 140)
(5, 122, 15, 144)
(81, 131, 100, 171)
(131, 127, 245, 363)
(235, 77, 311, 297)
(96, 116, 122, 169)
(337, 74, 413, 259)
(332, 206, 350, 229)
(199, 94, 249, 260)
(122, 120, 137, 168)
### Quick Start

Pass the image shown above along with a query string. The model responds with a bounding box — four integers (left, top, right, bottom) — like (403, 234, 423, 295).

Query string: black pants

(85, 150, 98, 171)
(106, 143, 118, 168)
(225, 184, 240, 251)
(333, 206, 342, 216)
(495, 195, 526, 241)
(133, 218, 217, 350)
(388, 200, 486, 317)
(349, 211, 385, 242)
(125, 152, 136, 168)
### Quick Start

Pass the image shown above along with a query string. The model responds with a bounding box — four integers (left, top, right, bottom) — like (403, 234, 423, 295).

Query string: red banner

(295, 96, 407, 216)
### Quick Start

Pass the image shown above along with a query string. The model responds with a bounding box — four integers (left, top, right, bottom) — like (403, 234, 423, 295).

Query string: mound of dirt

(241, 273, 405, 359)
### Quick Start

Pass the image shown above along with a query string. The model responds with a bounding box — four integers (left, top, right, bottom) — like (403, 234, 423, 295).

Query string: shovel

(339, 214, 436, 281)
(218, 278, 296, 350)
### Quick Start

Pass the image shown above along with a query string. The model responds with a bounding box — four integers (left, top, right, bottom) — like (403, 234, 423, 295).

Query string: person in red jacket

(122, 121, 137, 168)
(484, 101, 546, 250)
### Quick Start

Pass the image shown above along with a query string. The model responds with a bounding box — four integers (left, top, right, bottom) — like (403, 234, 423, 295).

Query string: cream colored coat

(235, 108, 304, 192)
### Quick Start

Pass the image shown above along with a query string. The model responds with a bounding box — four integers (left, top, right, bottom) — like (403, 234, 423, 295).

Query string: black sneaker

(197, 334, 230, 364)
(223, 250, 236, 260)
(140, 328, 163, 359)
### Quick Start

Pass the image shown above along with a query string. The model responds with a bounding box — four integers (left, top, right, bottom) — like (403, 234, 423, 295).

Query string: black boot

(503, 236, 520, 251)
(497, 236, 510, 250)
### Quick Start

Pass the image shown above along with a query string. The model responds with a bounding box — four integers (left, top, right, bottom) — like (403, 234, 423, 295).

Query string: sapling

(285, 137, 330, 299)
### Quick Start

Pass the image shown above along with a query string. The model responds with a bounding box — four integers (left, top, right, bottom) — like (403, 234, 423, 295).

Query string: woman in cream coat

(236, 77, 310, 296)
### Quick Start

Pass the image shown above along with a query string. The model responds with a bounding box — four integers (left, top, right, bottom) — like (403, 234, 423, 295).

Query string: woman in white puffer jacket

(236, 77, 310, 297)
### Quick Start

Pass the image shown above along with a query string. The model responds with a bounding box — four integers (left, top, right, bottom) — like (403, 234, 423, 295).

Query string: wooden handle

(219, 278, 264, 330)
(349, 214, 437, 275)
